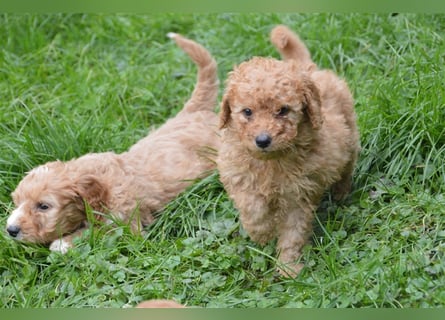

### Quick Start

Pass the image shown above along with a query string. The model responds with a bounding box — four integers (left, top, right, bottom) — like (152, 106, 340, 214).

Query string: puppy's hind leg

(331, 158, 355, 201)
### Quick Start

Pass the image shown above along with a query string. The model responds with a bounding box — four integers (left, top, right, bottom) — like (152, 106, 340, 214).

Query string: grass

(0, 13, 445, 308)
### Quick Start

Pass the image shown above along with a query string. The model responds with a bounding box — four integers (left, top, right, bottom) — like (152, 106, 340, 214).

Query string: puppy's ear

(219, 96, 232, 129)
(73, 175, 108, 213)
(302, 77, 323, 129)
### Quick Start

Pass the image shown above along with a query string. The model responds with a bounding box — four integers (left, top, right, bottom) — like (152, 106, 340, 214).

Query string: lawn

(0, 13, 444, 308)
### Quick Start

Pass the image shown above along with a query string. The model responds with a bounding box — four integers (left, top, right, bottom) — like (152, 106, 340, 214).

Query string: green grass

(1, 13, 445, 308)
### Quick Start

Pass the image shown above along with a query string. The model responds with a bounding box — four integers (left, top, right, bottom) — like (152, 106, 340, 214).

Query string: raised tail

(167, 32, 219, 114)
(270, 25, 315, 69)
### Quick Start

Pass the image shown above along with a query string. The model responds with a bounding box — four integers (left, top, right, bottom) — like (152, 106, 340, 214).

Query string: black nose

(7, 225, 21, 238)
(255, 133, 272, 149)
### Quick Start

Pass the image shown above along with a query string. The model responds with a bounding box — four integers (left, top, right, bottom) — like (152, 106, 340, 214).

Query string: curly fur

(217, 25, 360, 277)
(6, 33, 220, 252)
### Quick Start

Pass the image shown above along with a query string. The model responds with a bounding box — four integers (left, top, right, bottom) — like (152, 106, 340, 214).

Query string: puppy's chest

(250, 161, 310, 196)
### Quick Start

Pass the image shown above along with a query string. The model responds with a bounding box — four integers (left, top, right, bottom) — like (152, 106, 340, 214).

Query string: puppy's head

(6, 161, 108, 244)
(220, 57, 322, 159)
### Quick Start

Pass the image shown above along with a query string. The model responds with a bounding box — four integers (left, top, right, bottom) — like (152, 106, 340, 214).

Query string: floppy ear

(219, 96, 232, 129)
(73, 175, 108, 213)
(302, 77, 323, 130)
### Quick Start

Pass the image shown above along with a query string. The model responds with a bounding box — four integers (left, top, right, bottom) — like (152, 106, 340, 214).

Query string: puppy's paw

(49, 238, 72, 254)
(167, 32, 178, 39)
(277, 262, 304, 278)
(331, 180, 352, 201)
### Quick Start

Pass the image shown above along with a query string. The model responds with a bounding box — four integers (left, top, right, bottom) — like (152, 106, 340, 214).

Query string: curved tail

(167, 32, 219, 114)
(270, 25, 315, 69)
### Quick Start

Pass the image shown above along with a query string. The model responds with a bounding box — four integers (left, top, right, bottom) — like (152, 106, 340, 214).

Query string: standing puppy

(6, 33, 220, 253)
(218, 25, 360, 277)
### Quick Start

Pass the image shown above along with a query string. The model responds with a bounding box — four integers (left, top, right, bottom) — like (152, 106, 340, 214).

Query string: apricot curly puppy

(218, 25, 360, 277)
(6, 33, 220, 253)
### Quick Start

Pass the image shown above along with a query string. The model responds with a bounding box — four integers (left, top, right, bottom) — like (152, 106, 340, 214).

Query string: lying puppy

(6, 33, 220, 253)
(217, 25, 360, 277)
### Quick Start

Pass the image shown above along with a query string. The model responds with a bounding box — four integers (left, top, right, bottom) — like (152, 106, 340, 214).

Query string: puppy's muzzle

(6, 225, 21, 238)
(255, 133, 272, 149)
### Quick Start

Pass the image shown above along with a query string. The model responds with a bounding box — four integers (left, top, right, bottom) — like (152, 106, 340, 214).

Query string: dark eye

(242, 108, 253, 117)
(277, 105, 290, 117)
(37, 202, 50, 211)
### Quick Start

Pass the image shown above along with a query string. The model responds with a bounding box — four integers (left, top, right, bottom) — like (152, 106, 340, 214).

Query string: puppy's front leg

(49, 225, 88, 254)
(276, 205, 314, 277)
(235, 193, 275, 245)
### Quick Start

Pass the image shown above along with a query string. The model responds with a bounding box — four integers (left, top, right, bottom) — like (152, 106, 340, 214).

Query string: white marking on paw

(49, 238, 72, 254)
(167, 32, 177, 39)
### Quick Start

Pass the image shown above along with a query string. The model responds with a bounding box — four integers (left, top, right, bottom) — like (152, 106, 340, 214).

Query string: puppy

(6, 33, 220, 253)
(136, 299, 185, 308)
(217, 25, 360, 277)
